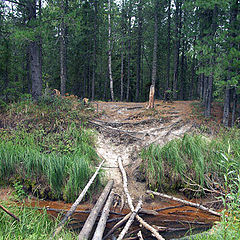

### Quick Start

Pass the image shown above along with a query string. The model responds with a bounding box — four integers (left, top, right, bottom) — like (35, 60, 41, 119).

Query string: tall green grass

(0, 97, 102, 202)
(0, 126, 101, 201)
(0, 203, 76, 239)
(141, 129, 240, 193)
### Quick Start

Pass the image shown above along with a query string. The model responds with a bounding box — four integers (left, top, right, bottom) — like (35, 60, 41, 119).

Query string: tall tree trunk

(222, 86, 230, 127)
(108, 0, 114, 101)
(151, 0, 159, 88)
(189, 38, 196, 100)
(28, 0, 42, 100)
(126, 0, 132, 102)
(60, 0, 67, 96)
(204, 5, 218, 117)
(231, 87, 237, 127)
(92, 0, 98, 100)
(120, 40, 124, 101)
(166, 0, 171, 90)
(136, 0, 142, 101)
(173, 0, 181, 100)
(120, 0, 125, 101)
(179, 40, 185, 100)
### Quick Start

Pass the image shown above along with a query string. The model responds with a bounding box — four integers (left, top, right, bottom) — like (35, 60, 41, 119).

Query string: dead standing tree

(147, 85, 155, 109)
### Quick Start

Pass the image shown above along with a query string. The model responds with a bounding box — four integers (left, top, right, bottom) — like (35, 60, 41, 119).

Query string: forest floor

(90, 100, 223, 206)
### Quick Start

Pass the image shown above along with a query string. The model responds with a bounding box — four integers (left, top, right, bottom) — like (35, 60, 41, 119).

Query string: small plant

(13, 181, 27, 200)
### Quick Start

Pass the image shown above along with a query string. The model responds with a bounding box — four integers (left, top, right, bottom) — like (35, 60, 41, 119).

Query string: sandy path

(92, 101, 194, 202)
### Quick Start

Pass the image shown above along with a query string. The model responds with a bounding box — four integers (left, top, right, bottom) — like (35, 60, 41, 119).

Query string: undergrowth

(0, 96, 103, 202)
(141, 129, 240, 195)
(0, 203, 76, 239)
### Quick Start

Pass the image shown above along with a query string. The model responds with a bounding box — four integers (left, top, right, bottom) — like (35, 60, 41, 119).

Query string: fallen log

(103, 212, 131, 240)
(117, 198, 143, 240)
(118, 156, 165, 240)
(78, 180, 114, 240)
(92, 191, 114, 240)
(0, 204, 19, 221)
(51, 159, 105, 238)
(147, 190, 221, 217)
(137, 231, 144, 240)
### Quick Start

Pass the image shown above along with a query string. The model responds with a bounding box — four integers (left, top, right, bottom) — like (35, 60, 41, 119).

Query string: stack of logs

(50, 156, 221, 240)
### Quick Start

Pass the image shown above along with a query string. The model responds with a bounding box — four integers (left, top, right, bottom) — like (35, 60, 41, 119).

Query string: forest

(0, 0, 239, 126)
(0, 0, 240, 239)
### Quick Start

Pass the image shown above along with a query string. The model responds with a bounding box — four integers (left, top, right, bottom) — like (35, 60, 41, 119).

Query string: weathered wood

(137, 231, 144, 240)
(117, 198, 142, 240)
(78, 180, 114, 240)
(147, 190, 221, 217)
(103, 212, 131, 240)
(118, 156, 165, 240)
(52, 159, 105, 238)
(117, 156, 134, 211)
(147, 85, 155, 109)
(92, 191, 114, 240)
(0, 204, 19, 221)
(135, 215, 165, 240)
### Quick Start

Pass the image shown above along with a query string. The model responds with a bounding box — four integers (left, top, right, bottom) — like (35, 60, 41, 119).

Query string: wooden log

(117, 156, 134, 211)
(78, 180, 114, 240)
(135, 215, 165, 240)
(92, 191, 114, 240)
(137, 231, 144, 240)
(147, 190, 221, 217)
(118, 156, 165, 240)
(0, 204, 19, 221)
(117, 198, 142, 240)
(51, 159, 105, 238)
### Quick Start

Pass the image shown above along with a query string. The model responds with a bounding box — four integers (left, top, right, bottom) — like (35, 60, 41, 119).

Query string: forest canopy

(0, 0, 239, 126)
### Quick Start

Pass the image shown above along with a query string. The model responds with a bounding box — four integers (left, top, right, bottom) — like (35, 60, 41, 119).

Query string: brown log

(117, 198, 143, 240)
(51, 159, 105, 238)
(147, 190, 221, 217)
(78, 180, 114, 240)
(118, 156, 165, 240)
(103, 212, 131, 240)
(92, 191, 114, 240)
(0, 204, 19, 221)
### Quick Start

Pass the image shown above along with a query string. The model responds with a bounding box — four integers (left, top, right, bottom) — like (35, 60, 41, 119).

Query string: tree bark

(147, 190, 221, 217)
(204, 5, 218, 117)
(60, 0, 67, 96)
(91, 0, 98, 100)
(173, 0, 182, 100)
(166, 0, 171, 90)
(117, 198, 142, 240)
(108, 0, 114, 101)
(92, 191, 114, 240)
(231, 87, 237, 127)
(126, 0, 132, 102)
(28, 0, 42, 100)
(223, 86, 230, 127)
(136, 0, 142, 101)
(78, 180, 114, 240)
(151, 0, 159, 88)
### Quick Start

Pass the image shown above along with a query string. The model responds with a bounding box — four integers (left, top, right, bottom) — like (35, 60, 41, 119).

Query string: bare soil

(91, 100, 201, 206)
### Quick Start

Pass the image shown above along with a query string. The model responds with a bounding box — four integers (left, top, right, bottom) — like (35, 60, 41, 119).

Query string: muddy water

(26, 198, 220, 240)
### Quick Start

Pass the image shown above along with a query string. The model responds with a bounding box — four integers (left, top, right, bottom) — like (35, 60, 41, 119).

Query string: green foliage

(0, 204, 76, 239)
(141, 129, 240, 194)
(0, 99, 102, 202)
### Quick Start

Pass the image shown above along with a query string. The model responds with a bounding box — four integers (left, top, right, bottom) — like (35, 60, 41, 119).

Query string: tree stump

(147, 85, 155, 109)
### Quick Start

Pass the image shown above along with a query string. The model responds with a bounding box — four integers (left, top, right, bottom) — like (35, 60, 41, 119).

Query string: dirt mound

(91, 101, 198, 204)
